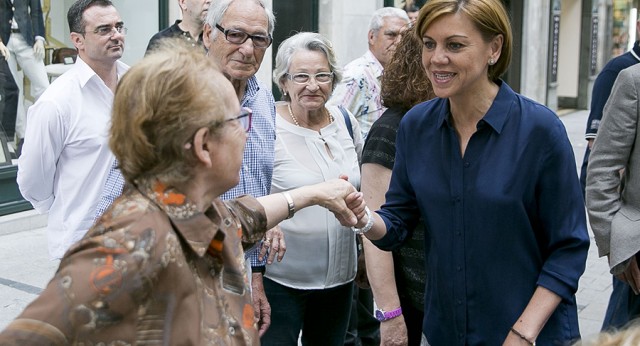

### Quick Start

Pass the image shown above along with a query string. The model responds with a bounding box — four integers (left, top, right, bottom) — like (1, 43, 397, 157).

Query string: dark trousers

(601, 276, 640, 331)
(400, 297, 424, 346)
(579, 146, 590, 199)
(344, 284, 380, 346)
(0, 59, 18, 139)
(261, 277, 354, 346)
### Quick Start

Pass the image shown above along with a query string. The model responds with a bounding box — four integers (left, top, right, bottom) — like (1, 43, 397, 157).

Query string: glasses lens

(252, 35, 271, 48)
(226, 30, 248, 44)
(240, 108, 252, 132)
(291, 74, 310, 84)
(315, 73, 333, 83)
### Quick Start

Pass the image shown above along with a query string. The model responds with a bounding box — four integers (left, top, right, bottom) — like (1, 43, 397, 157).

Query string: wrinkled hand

(251, 273, 271, 336)
(616, 255, 640, 295)
(316, 177, 363, 227)
(380, 316, 408, 346)
(259, 226, 286, 264)
(0, 41, 8, 60)
(33, 40, 45, 61)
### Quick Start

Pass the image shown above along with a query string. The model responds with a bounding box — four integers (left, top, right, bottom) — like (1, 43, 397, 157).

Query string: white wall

(520, 1, 550, 104)
(557, 0, 582, 98)
(319, 0, 384, 68)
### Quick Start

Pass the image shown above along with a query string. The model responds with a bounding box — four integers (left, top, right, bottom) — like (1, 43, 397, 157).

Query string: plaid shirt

(94, 76, 275, 266)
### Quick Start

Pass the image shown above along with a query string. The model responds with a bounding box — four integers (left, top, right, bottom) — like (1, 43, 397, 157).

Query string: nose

(430, 45, 448, 65)
(305, 78, 320, 91)
(237, 37, 255, 55)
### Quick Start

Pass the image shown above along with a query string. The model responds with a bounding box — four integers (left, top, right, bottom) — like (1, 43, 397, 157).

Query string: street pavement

(0, 109, 613, 339)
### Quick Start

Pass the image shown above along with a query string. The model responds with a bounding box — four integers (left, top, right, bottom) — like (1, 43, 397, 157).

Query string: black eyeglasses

(81, 24, 127, 37)
(286, 72, 334, 85)
(215, 24, 272, 48)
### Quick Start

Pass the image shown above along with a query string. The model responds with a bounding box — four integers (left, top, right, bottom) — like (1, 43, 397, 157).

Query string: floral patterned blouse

(0, 179, 267, 345)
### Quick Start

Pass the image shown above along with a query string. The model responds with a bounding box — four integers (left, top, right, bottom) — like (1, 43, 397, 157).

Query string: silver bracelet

(282, 192, 295, 219)
(351, 206, 373, 234)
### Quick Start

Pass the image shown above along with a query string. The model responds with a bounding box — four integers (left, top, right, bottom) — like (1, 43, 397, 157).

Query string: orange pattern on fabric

(154, 181, 186, 205)
(208, 239, 224, 256)
(242, 303, 254, 328)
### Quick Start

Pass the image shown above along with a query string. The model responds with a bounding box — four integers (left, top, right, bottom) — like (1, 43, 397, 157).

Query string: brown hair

(415, 0, 512, 81)
(110, 38, 230, 186)
(381, 26, 435, 109)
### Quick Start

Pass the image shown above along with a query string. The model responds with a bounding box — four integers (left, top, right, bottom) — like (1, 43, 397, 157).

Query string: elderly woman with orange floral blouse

(0, 39, 364, 346)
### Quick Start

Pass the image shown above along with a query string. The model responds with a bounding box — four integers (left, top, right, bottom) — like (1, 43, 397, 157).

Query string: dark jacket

(0, 0, 45, 47)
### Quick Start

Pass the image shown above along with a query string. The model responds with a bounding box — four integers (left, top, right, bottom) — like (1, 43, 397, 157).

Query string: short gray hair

(272, 32, 342, 102)
(205, 0, 275, 39)
(369, 7, 409, 34)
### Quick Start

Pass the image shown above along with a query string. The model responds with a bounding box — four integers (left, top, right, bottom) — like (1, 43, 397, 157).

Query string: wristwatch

(374, 307, 402, 322)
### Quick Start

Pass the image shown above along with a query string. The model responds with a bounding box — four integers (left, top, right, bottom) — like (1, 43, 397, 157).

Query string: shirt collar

(138, 179, 222, 257)
(631, 40, 640, 62)
(74, 57, 129, 88)
(242, 75, 260, 105)
(438, 80, 515, 135)
(363, 50, 384, 78)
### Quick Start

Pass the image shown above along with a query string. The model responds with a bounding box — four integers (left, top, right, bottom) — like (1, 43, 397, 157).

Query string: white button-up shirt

(17, 57, 129, 259)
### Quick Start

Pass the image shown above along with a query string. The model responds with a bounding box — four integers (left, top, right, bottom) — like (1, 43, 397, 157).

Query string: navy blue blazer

(0, 0, 46, 47)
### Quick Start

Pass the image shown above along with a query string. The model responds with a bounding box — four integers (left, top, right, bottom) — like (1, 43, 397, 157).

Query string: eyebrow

(225, 26, 268, 36)
(95, 21, 124, 29)
(423, 34, 469, 40)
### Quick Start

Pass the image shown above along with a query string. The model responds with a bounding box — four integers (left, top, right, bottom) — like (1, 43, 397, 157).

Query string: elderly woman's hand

(259, 226, 286, 264)
(315, 177, 364, 227)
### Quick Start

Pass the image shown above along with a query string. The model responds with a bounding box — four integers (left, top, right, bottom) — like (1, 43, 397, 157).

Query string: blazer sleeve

(586, 66, 640, 259)
(29, 0, 46, 38)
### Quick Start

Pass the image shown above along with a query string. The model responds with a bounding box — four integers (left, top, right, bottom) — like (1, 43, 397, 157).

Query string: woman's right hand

(309, 177, 365, 227)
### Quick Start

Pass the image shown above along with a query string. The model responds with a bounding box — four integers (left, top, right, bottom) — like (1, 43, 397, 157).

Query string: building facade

(36, 0, 640, 110)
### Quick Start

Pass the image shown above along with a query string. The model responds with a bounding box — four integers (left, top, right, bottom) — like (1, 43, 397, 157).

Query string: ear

(203, 23, 213, 51)
(279, 79, 288, 96)
(489, 33, 503, 63)
(368, 29, 376, 46)
(192, 127, 214, 168)
(178, 0, 187, 10)
(70, 32, 84, 51)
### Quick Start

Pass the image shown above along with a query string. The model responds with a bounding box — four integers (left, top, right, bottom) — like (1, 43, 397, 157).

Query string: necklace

(287, 103, 334, 128)
(287, 103, 301, 127)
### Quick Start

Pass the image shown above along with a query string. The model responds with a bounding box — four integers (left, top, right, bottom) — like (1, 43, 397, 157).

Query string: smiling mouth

(433, 72, 455, 81)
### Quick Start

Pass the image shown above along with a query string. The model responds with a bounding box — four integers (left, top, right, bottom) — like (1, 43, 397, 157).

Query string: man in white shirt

(17, 0, 128, 259)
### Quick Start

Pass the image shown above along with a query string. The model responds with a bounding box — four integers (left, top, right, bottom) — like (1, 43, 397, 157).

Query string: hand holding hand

(314, 177, 362, 227)
(258, 226, 286, 264)
(0, 41, 9, 60)
(33, 40, 45, 61)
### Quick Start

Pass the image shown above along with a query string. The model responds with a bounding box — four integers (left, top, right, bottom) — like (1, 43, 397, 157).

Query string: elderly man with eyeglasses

(17, 0, 129, 260)
(202, 0, 279, 336)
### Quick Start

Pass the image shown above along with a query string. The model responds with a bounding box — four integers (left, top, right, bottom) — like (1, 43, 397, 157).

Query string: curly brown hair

(380, 26, 435, 110)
